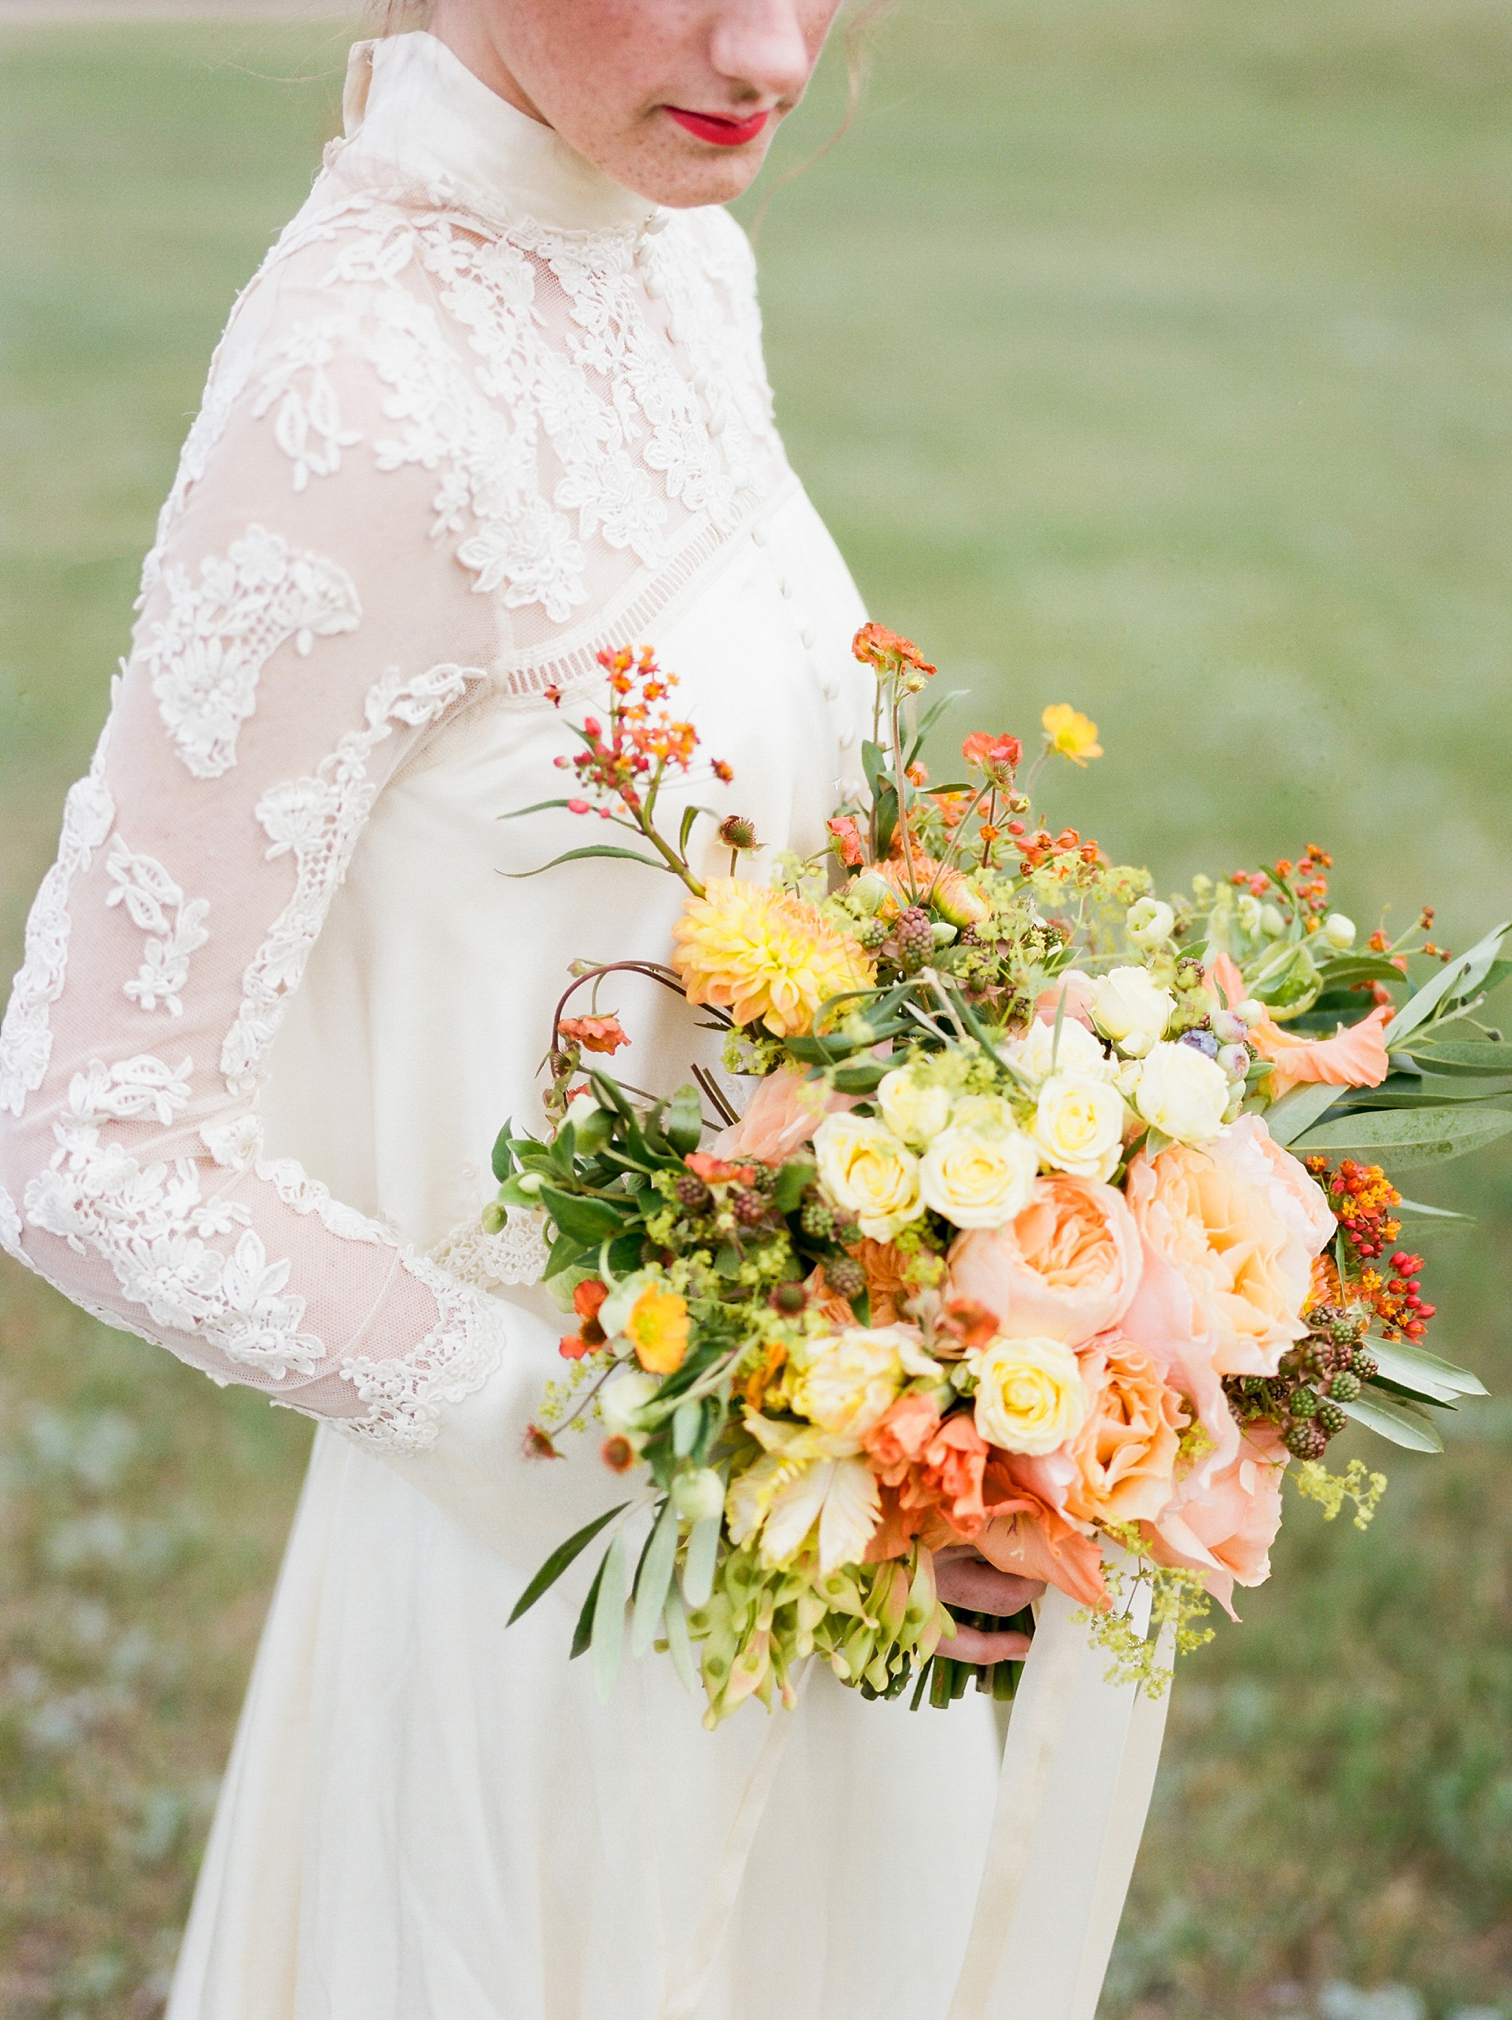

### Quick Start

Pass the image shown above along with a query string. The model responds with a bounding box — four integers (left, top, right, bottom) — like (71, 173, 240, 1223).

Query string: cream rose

(919, 1124, 1038, 1230)
(813, 1112, 923, 1241)
(1003, 1014, 1114, 1084)
(1090, 966, 1175, 1058)
(1032, 1073, 1125, 1181)
(969, 1333, 1087, 1456)
(876, 1065, 953, 1147)
(790, 1325, 931, 1444)
(1133, 1040, 1229, 1144)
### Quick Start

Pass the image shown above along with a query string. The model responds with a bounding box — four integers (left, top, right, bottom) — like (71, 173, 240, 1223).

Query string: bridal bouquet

(496, 633, 1505, 1726)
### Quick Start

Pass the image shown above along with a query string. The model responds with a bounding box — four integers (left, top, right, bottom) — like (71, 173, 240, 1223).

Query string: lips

(665, 106, 771, 148)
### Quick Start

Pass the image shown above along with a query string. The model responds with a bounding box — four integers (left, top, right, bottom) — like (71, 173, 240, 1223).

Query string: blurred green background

(2, 3, 1510, 2015)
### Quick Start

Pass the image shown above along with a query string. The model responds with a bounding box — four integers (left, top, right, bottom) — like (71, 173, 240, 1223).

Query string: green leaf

(1368, 1338, 1488, 1401)
(831, 1059, 889, 1094)
(587, 1070, 636, 1119)
(672, 1398, 702, 1459)
(1395, 1196, 1473, 1223)
(678, 802, 702, 858)
(606, 1231, 645, 1276)
(1293, 1103, 1512, 1170)
(508, 1502, 630, 1625)
(1315, 956, 1410, 987)
(497, 796, 581, 820)
(773, 1159, 816, 1215)
(1402, 1038, 1512, 1078)
(1339, 1392, 1444, 1453)
(543, 1227, 590, 1280)
(1262, 1081, 1341, 1146)
(490, 1120, 516, 1183)
(662, 1585, 699, 1698)
(682, 1513, 721, 1609)
(1384, 921, 1511, 1046)
(504, 845, 667, 880)
(631, 1497, 681, 1657)
(861, 739, 888, 801)
(538, 1182, 631, 1244)
(667, 1084, 704, 1156)
(874, 784, 899, 858)
(906, 688, 969, 765)
(591, 1528, 631, 1701)
(570, 1550, 609, 1660)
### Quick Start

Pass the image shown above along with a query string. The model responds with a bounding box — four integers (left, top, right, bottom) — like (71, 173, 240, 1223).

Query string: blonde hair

(373, 0, 432, 28)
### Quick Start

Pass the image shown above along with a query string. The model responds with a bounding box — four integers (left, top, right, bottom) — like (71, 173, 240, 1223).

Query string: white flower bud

(1211, 1008, 1249, 1045)
(1259, 903, 1286, 938)
(850, 873, 891, 917)
(1236, 893, 1262, 933)
(600, 1369, 659, 1436)
(1089, 966, 1175, 1057)
(1217, 1042, 1251, 1078)
(671, 1467, 726, 1524)
(1237, 999, 1264, 1028)
(1125, 897, 1176, 950)
(1323, 912, 1356, 950)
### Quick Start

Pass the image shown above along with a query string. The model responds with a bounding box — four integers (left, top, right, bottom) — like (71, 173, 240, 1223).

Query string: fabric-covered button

(839, 723, 856, 749)
(801, 626, 816, 649)
(750, 521, 769, 546)
(779, 579, 794, 599)
(822, 676, 840, 700)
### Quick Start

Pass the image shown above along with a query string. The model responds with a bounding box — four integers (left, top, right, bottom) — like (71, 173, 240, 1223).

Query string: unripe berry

(1285, 1421, 1327, 1460)
(1289, 1386, 1319, 1419)
(675, 1173, 712, 1212)
(801, 1198, 836, 1241)
(893, 907, 935, 972)
(1315, 1400, 1348, 1436)
(825, 1257, 866, 1302)
(1329, 1371, 1362, 1402)
(732, 1187, 770, 1227)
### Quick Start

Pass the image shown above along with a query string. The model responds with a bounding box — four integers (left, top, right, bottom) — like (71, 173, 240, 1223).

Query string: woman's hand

(932, 1546, 1045, 1664)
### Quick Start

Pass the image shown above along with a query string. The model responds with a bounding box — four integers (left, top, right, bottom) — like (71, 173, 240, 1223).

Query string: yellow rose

(813, 1113, 923, 1241)
(970, 1333, 1087, 1456)
(918, 1124, 1037, 1230)
(877, 1065, 953, 1147)
(1031, 1073, 1125, 1182)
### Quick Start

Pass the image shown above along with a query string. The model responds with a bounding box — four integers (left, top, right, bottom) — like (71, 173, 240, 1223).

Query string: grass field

(2, 5, 1510, 2015)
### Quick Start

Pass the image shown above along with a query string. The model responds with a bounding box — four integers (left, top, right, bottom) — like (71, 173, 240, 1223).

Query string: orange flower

(1249, 1004, 1391, 1099)
(625, 1284, 690, 1373)
(852, 1238, 913, 1326)
(876, 853, 990, 928)
(852, 623, 937, 678)
(961, 731, 1022, 783)
(558, 1014, 631, 1055)
(601, 1435, 638, 1473)
(685, 1152, 758, 1186)
(863, 1396, 991, 1535)
(827, 815, 864, 866)
(558, 1278, 610, 1361)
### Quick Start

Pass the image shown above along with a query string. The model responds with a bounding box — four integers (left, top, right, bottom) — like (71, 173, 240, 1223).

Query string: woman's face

(427, 0, 845, 207)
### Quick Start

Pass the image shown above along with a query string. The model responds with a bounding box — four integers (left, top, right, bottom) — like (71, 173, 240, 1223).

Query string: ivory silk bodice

(0, 31, 871, 1455)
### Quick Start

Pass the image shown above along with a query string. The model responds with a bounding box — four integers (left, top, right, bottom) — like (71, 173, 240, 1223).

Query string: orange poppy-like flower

(522, 1424, 564, 1462)
(625, 1284, 690, 1374)
(559, 1278, 609, 1360)
(863, 1395, 991, 1536)
(827, 815, 865, 867)
(961, 731, 1022, 783)
(852, 623, 937, 678)
(557, 1014, 631, 1055)
(685, 1152, 758, 1187)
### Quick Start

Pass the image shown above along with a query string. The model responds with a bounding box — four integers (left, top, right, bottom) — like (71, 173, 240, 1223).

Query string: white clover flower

(1031, 1073, 1126, 1182)
(1126, 897, 1176, 950)
(1090, 966, 1176, 1059)
(1133, 1040, 1229, 1144)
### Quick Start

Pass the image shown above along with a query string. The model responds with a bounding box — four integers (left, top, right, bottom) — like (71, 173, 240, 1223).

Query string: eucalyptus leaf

(682, 1513, 721, 1609)
(591, 1528, 631, 1701)
(1368, 1338, 1488, 1399)
(1402, 1038, 1512, 1077)
(1293, 1103, 1512, 1169)
(570, 1550, 609, 1660)
(663, 1585, 700, 1698)
(1262, 1080, 1341, 1145)
(1384, 921, 1511, 1046)
(1339, 1392, 1445, 1453)
(508, 1502, 630, 1625)
(631, 1497, 681, 1657)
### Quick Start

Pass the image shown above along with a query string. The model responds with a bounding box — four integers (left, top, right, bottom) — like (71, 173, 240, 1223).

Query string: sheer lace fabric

(0, 31, 788, 1450)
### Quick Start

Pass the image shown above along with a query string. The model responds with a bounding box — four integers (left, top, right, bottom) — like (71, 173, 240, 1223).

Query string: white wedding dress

(0, 32, 1001, 2019)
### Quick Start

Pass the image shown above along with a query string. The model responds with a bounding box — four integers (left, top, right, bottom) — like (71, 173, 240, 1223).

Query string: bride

(0, 1, 1045, 2015)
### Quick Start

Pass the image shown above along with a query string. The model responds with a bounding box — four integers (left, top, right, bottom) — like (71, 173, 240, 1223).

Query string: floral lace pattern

(431, 1206, 550, 1292)
(338, 1250, 509, 1453)
(0, 714, 115, 1119)
(145, 525, 362, 779)
(221, 661, 483, 1097)
(106, 837, 211, 1017)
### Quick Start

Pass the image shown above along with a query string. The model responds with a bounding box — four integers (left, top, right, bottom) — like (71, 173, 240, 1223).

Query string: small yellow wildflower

(1042, 703, 1103, 766)
(672, 878, 875, 1037)
(626, 1284, 690, 1373)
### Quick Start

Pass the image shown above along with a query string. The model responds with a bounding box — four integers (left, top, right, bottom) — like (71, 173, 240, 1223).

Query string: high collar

(340, 32, 663, 235)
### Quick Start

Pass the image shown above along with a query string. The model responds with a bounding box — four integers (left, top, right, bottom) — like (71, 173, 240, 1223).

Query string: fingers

(933, 1554, 1045, 1617)
(943, 1623, 1034, 1665)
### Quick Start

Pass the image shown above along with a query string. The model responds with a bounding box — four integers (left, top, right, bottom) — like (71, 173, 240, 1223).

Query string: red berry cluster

(1378, 1250, 1437, 1342)
(1306, 1156, 1402, 1261)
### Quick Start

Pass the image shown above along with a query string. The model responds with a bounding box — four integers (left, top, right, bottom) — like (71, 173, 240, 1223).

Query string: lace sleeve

(0, 259, 518, 1454)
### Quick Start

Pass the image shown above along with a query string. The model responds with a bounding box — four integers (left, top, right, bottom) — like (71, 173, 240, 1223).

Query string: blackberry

(1285, 1420, 1327, 1460)
(1329, 1371, 1362, 1402)
(1315, 1400, 1349, 1436)
(825, 1257, 866, 1301)
(893, 906, 935, 973)
(1350, 1346, 1378, 1381)
(732, 1187, 771, 1227)
(801, 1198, 836, 1242)
(856, 918, 888, 951)
(675, 1173, 712, 1212)
(1289, 1386, 1319, 1419)
(770, 1280, 807, 1315)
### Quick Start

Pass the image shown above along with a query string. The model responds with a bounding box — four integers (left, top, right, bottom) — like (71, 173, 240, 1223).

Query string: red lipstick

(665, 106, 771, 148)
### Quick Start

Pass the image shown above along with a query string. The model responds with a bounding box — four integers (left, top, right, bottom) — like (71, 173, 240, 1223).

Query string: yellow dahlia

(672, 878, 875, 1037)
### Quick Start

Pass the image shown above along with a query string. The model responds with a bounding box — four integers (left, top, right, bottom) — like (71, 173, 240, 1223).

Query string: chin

(612, 136, 773, 211)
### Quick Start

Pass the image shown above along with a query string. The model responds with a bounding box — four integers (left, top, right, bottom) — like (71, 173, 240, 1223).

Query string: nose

(708, 0, 817, 105)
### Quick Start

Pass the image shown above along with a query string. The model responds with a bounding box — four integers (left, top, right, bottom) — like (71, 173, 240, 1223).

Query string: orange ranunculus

(1010, 1334, 1185, 1530)
(1249, 1004, 1392, 1099)
(827, 815, 865, 866)
(853, 623, 936, 677)
(863, 1395, 991, 1536)
(709, 1064, 857, 1163)
(1143, 1421, 1289, 1617)
(948, 1173, 1143, 1349)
